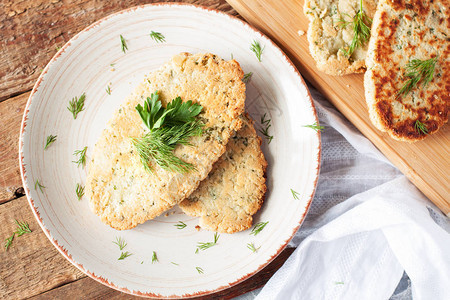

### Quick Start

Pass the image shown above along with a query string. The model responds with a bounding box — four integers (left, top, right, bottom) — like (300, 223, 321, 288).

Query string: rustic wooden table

(0, 0, 294, 298)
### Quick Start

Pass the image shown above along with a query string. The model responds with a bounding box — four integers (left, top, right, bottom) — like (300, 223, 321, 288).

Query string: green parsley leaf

(133, 91, 204, 173)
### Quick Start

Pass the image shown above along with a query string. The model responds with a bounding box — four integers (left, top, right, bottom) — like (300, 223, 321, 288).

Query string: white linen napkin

(256, 176, 450, 300)
(237, 86, 450, 300)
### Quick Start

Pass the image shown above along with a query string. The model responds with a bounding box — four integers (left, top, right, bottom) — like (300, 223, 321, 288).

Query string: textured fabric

(235, 85, 450, 300)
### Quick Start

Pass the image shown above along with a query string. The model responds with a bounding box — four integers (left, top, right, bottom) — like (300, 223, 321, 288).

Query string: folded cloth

(256, 177, 450, 300)
(237, 86, 450, 300)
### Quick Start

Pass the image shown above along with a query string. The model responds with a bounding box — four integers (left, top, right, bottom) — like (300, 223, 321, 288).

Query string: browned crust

(304, 0, 378, 76)
(179, 114, 268, 234)
(86, 53, 246, 230)
(364, 0, 449, 142)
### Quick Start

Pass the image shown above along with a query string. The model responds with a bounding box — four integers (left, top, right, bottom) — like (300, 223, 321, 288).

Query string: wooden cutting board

(226, 0, 450, 215)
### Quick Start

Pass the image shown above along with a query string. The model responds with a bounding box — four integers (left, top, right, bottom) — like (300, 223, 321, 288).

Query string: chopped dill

(250, 40, 264, 62)
(149, 31, 165, 43)
(44, 135, 57, 150)
(250, 221, 268, 236)
(259, 113, 273, 144)
(291, 189, 300, 200)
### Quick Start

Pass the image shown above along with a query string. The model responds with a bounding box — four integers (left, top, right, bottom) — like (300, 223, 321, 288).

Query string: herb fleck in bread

(364, 0, 449, 142)
(179, 114, 267, 234)
(304, 0, 378, 75)
(86, 53, 246, 230)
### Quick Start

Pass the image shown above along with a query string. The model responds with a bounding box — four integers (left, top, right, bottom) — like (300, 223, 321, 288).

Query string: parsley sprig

(67, 93, 86, 119)
(132, 91, 204, 173)
(338, 0, 372, 57)
(397, 57, 437, 99)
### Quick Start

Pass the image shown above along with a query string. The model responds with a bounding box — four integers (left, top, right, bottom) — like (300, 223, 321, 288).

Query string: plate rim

(18, 2, 321, 298)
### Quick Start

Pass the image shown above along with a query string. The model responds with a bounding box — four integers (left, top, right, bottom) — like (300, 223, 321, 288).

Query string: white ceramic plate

(20, 3, 320, 298)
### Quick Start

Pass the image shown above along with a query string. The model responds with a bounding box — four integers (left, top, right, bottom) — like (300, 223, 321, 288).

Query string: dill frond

(338, 0, 372, 57)
(152, 251, 158, 263)
(73, 146, 87, 168)
(15, 220, 32, 236)
(67, 93, 86, 119)
(303, 122, 324, 132)
(174, 221, 187, 229)
(35, 180, 45, 193)
(113, 237, 127, 250)
(250, 40, 264, 62)
(291, 189, 300, 200)
(247, 242, 260, 253)
(243, 72, 253, 84)
(118, 251, 132, 260)
(414, 120, 428, 135)
(149, 31, 165, 43)
(397, 57, 437, 98)
(76, 183, 85, 201)
(259, 113, 273, 144)
(250, 221, 269, 236)
(196, 232, 220, 251)
(44, 135, 57, 150)
(120, 34, 128, 53)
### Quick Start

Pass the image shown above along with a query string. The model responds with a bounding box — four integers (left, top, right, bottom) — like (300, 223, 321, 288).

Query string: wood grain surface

(0, 0, 294, 299)
(226, 0, 450, 215)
